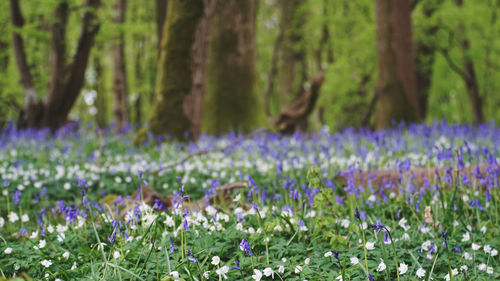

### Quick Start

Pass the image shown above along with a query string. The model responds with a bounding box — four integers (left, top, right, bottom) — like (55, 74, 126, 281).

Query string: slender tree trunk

(93, 48, 108, 128)
(156, 0, 168, 50)
(42, 0, 101, 130)
(10, 0, 101, 131)
(414, 0, 443, 119)
(278, 0, 308, 107)
(203, 0, 264, 134)
(9, 0, 42, 128)
(374, 0, 419, 128)
(144, 0, 213, 141)
(113, 0, 129, 132)
(454, 0, 484, 125)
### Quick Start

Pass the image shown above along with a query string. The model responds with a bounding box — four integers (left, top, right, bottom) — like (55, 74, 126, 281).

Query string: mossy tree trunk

(374, 0, 419, 129)
(113, 0, 129, 132)
(413, 0, 443, 120)
(92, 48, 108, 128)
(203, 0, 265, 134)
(278, 0, 308, 108)
(146, 0, 212, 140)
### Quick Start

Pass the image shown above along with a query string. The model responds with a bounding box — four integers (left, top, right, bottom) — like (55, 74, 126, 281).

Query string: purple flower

(354, 207, 360, 220)
(169, 237, 175, 254)
(232, 258, 241, 270)
(12, 189, 21, 205)
(332, 249, 339, 260)
(187, 249, 198, 263)
(239, 239, 252, 256)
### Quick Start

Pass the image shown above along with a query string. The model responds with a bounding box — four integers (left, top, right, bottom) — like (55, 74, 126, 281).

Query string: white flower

(63, 251, 70, 259)
(472, 243, 481, 250)
(29, 231, 38, 239)
(365, 241, 375, 250)
(399, 218, 410, 231)
(350, 257, 359, 265)
(40, 259, 52, 268)
(491, 249, 498, 257)
(71, 262, 77, 270)
(483, 244, 491, 253)
(252, 269, 263, 281)
(38, 240, 46, 249)
(416, 268, 426, 278)
(324, 251, 332, 257)
(47, 225, 54, 233)
(113, 251, 121, 259)
(263, 267, 274, 278)
(8, 212, 19, 223)
(233, 194, 241, 202)
(421, 240, 431, 251)
(463, 252, 472, 260)
(21, 214, 29, 222)
(336, 275, 343, 280)
(341, 219, 350, 228)
(274, 225, 283, 232)
(294, 265, 303, 274)
(169, 271, 180, 278)
(203, 271, 210, 278)
(211, 256, 220, 266)
(4, 247, 12, 254)
(401, 233, 410, 241)
(399, 262, 408, 275)
(460, 265, 468, 272)
(478, 263, 487, 271)
(480, 226, 487, 234)
(377, 259, 386, 272)
(277, 264, 285, 274)
(461, 232, 470, 242)
(0, 217, 4, 228)
(216, 266, 229, 279)
(304, 258, 310, 265)
(487, 267, 494, 274)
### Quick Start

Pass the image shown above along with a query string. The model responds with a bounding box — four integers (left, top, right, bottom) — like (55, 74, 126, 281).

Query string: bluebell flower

(187, 250, 198, 263)
(239, 239, 252, 256)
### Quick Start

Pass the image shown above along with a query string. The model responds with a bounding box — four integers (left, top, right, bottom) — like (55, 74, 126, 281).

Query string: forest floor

(0, 122, 499, 280)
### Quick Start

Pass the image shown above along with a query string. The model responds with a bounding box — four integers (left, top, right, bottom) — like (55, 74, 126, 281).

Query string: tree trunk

(42, 0, 101, 131)
(145, 0, 213, 141)
(9, 0, 42, 128)
(203, 0, 265, 134)
(93, 48, 108, 128)
(414, 0, 443, 119)
(10, 0, 101, 131)
(454, 0, 484, 125)
(155, 0, 168, 50)
(277, 0, 308, 108)
(374, 0, 419, 129)
(113, 0, 129, 132)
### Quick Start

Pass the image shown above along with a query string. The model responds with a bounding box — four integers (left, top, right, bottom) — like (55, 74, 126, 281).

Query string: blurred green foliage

(0, 0, 499, 129)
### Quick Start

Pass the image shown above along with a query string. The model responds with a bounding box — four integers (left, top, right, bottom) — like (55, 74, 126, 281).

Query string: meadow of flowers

(0, 122, 499, 280)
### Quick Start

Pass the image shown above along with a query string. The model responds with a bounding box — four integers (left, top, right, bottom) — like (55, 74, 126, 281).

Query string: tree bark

(277, 0, 308, 108)
(203, 0, 265, 134)
(42, 0, 101, 131)
(113, 0, 129, 132)
(9, 0, 42, 127)
(10, 0, 101, 131)
(92, 46, 108, 129)
(414, 0, 443, 119)
(454, 0, 484, 125)
(374, 0, 419, 128)
(144, 0, 212, 141)
(155, 0, 168, 50)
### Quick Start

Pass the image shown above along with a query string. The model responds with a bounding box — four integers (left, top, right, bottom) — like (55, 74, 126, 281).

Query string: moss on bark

(146, 0, 204, 140)
(202, 0, 265, 134)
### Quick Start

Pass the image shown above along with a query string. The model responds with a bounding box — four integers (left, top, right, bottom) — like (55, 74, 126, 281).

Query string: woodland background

(0, 0, 499, 139)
